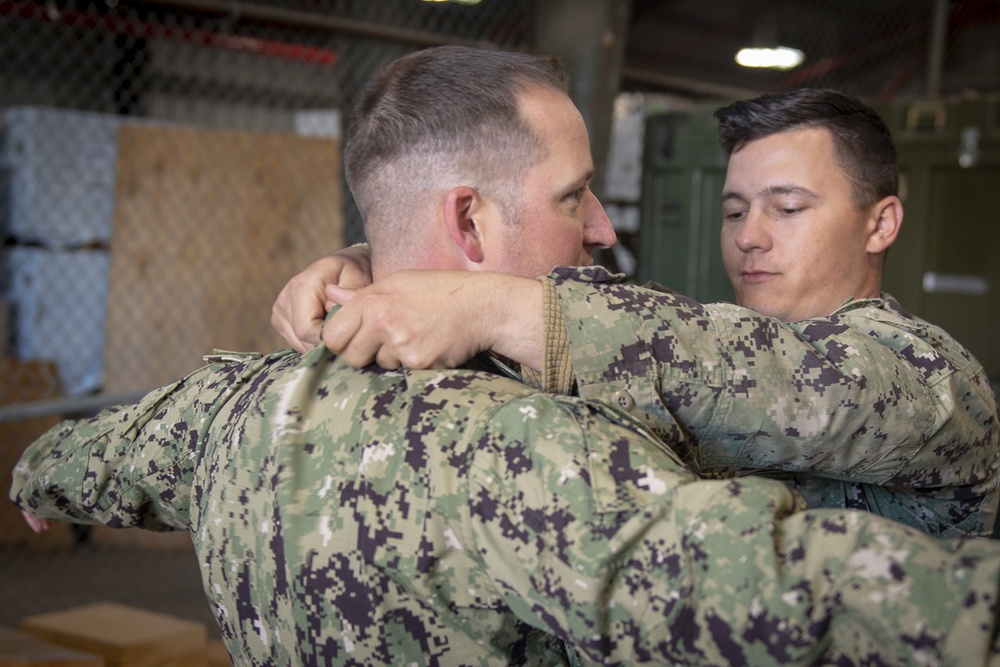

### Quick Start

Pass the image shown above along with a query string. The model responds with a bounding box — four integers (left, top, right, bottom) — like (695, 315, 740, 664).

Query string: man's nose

(734, 208, 771, 252)
(584, 194, 617, 250)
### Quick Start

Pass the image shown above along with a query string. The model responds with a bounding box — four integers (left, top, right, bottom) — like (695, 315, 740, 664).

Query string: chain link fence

(2, 0, 998, 652)
(0, 0, 534, 643)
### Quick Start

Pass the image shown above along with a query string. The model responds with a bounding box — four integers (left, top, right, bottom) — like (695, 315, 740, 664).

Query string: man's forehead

(733, 126, 836, 158)
(518, 87, 586, 136)
(726, 128, 838, 184)
(518, 89, 594, 179)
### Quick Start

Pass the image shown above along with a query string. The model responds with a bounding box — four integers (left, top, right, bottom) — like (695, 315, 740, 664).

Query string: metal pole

(622, 67, 761, 101)
(927, 0, 949, 99)
(125, 0, 494, 49)
(0, 390, 150, 424)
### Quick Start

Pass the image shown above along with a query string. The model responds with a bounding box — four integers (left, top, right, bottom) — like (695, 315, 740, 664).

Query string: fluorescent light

(422, 0, 483, 4)
(735, 46, 804, 70)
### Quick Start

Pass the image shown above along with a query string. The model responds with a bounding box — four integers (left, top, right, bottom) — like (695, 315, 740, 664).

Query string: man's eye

(724, 210, 746, 221)
(567, 188, 584, 203)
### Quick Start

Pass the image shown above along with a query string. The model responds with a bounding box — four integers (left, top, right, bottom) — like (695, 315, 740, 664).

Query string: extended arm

(543, 266, 999, 490)
(10, 350, 296, 530)
(470, 393, 1000, 664)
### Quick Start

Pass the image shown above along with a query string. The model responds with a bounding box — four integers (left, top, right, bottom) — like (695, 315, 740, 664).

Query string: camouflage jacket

(539, 266, 1000, 538)
(11, 345, 1000, 665)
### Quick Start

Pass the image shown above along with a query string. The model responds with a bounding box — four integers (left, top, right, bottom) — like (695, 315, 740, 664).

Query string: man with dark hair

(273, 88, 998, 539)
(14, 53, 1000, 665)
(714, 88, 901, 321)
(715, 88, 900, 211)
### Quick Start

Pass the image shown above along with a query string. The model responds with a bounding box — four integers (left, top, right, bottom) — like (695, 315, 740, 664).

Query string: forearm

(664, 482, 1000, 665)
(10, 399, 189, 530)
(11, 414, 114, 526)
(476, 273, 545, 372)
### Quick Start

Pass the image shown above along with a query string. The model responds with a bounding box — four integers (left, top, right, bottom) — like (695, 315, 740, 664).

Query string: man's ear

(866, 195, 903, 255)
(444, 186, 485, 264)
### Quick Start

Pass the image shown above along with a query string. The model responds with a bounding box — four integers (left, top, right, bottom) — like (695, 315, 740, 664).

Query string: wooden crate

(89, 527, 193, 552)
(86, 123, 342, 550)
(18, 603, 206, 667)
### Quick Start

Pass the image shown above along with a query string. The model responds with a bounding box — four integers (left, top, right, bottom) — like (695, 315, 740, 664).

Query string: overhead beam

(622, 67, 760, 101)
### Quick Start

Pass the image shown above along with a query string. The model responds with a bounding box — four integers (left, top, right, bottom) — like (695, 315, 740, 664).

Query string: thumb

(325, 284, 357, 308)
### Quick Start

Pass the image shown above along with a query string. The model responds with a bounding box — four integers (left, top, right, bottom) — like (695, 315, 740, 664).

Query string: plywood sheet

(103, 125, 342, 394)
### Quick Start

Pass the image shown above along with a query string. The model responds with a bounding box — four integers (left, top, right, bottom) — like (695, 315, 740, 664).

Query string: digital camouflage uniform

(536, 266, 1000, 538)
(11, 341, 1000, 665)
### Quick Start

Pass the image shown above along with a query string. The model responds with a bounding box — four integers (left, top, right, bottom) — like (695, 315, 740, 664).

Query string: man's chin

(736, 295, 780, 319)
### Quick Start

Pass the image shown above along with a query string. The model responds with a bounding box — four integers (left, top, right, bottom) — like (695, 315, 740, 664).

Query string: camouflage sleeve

(470, 394, 1000, 664)
(8, 350, 295, 531)
(542, 266, 998, 490)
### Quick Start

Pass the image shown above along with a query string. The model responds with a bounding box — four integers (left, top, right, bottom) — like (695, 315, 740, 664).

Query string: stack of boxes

(1, 107, 127, 396)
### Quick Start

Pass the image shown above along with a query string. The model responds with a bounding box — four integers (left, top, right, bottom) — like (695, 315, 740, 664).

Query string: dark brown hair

(715, 89, 898, 209)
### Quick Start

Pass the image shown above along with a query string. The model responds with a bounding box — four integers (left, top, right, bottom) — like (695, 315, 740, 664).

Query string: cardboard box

(3, 247, 109, 396)
(18, 603, 206, 667)
(203, 642, 230, 667)
(0, 626, 104, 666)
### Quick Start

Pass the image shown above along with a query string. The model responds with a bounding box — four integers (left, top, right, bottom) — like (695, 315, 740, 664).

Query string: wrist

(482, 274, 544, 370)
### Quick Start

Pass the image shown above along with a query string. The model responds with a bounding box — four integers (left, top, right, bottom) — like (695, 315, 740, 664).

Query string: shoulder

(836, 294, 982, 369)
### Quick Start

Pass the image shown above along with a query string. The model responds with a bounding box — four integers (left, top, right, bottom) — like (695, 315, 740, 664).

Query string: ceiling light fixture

(735, 46, 805, 70)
